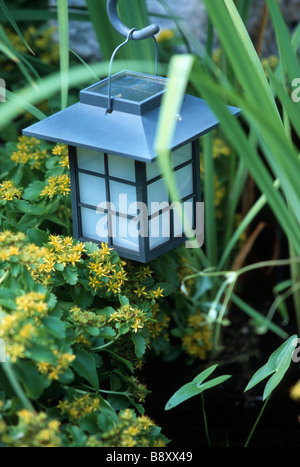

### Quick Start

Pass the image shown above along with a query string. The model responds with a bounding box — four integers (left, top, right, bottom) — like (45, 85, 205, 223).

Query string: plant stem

(244, 395, 270, 447)
(201, 393, 212, 447)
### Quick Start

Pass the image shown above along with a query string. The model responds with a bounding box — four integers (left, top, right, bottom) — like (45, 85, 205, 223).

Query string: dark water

(143, 329, 300, 448)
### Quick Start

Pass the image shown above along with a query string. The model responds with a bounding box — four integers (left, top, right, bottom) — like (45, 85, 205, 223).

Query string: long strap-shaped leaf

(57, 0, 69, 110)
(202, 0, 300, 229)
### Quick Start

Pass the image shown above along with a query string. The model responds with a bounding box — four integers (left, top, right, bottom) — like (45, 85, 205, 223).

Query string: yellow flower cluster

(0, 231, 36, 261)
(109, 304, 150, 334)
(87, 243, 127, 294)
(11, 136, 48, 170)
(182, 312, 213, 360)
(40, 174, 70, 199)
(48, 235, 85, 267)
(133, 285, 164, 301)
(0, 180, 23, 201)
(2, 294, 46, 357)
(147, 302, 170, 340)
(57, 393, 100, 421)
(2, 25, 59, 72)
(16, 292, 48, 321)
(127, 376, 151, 403)
(0, 292, 48, 362)
(0, 231, 84, 286)
(87, 408, 163, 448)
(37, 351, 75, 381)
(212, 137, 231, 158)
(52, 143, 69, 168)
(70, 305, 106, 328)
(28, 235, 86, 285)
(1, 410, 61, 447)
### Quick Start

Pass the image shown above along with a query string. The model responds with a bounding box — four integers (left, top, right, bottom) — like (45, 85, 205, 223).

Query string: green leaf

(57, 0, 69, 110)
(42, 316, 66, 339)
(192, 364, 218, 386)
(23, 181, 45, 201)
(62, 266, 78, 285)
(26, 228, 49, 247)
(27, 345, 57, 365)
(14, 360, 50, 399)
(165, 364, 231, 410)
(118, 295, 129, 306)
(244, 335, 298, 400)
(132, 333, 146, 359)
(72, 347, 99, 391)
(0, 288, 17, 309)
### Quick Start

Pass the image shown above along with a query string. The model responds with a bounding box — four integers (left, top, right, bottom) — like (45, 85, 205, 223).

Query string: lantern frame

(67, 136, 202, 263)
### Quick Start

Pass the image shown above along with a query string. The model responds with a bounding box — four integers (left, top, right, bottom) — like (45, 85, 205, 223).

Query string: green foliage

(165, 364, 231, 410)
(0, 139, 169, 447)
(244, 334, 298, 401)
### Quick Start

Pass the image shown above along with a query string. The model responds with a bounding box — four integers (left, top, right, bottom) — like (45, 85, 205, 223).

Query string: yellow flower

(0, 180, 23, 201)
(11, 136, 48, 170)
(17, 409, 36, 424)
(156, 29, 175, 43)
(19, 323, 36, 339)
(41, 174, 70, 199)
(290, 380, 300, 401)
(37, 362, 50, 374)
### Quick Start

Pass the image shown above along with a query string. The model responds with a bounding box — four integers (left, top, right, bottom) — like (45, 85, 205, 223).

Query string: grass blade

(0, 0, 34, 55)
(57, 0, 69, 110)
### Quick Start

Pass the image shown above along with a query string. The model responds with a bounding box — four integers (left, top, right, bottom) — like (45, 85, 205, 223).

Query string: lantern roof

(23, 70, 240, 163)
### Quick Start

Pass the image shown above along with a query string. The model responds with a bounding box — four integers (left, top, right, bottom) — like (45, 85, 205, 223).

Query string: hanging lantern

(23, 0, 240, 263)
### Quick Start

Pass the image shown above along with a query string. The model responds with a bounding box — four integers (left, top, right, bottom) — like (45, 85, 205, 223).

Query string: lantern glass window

(149, 212, 171, 250)
(78, 172, 106, 206)
(77, 148, 105, 174)
(108, 153, 136, 182)
(80, 207, 108, 243)
(111, 215, 140, 252)
(109, 180, 137, 215)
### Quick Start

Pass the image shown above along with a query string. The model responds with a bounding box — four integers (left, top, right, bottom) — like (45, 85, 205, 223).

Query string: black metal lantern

(23, 0, 240, 263)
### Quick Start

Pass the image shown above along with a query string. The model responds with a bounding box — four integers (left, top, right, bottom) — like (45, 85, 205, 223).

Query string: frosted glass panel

(77, 147, 105, 174)
(174, 164, 193, 199)
(109, 181, 137, 215)
(78, 173, 106, 207)
(146, 159, 162, 181)
(108, 154, 136, 182)
(81, 207, 108, 242)
(111, 215, 139, 252)
(173, 198, 194, 238)
(149, 212, 170, 250)
(147, 178, 169, 215)
(172, 144, 192, 168)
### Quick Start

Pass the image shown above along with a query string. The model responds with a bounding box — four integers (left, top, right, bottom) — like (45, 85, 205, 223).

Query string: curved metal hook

(107, 0, 160, 41)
